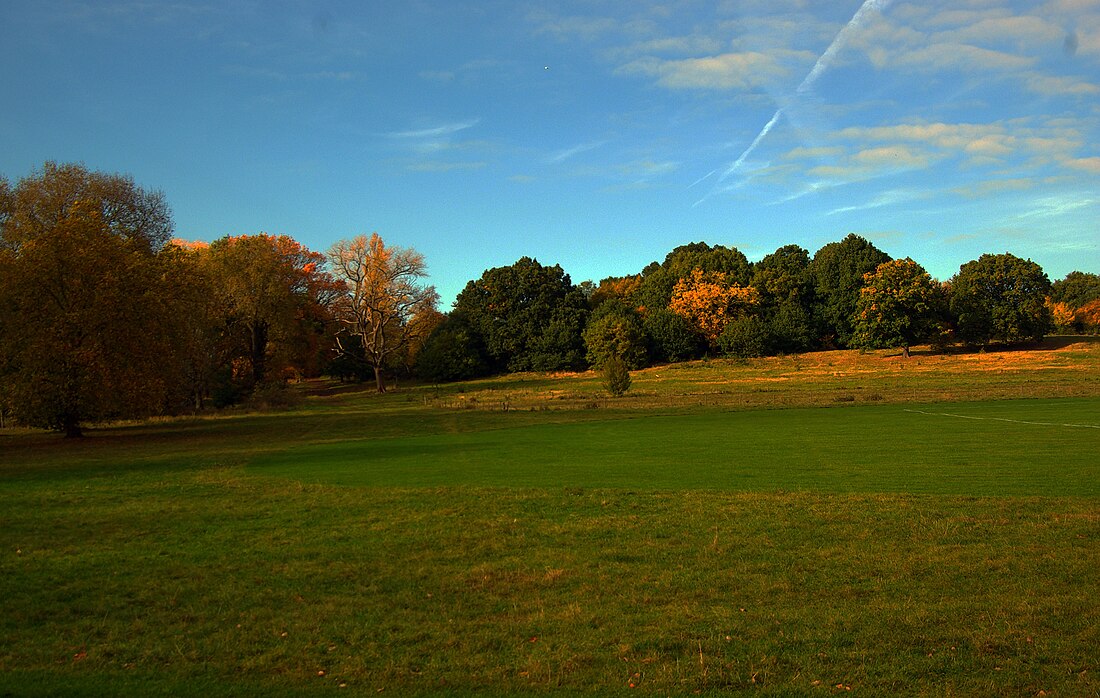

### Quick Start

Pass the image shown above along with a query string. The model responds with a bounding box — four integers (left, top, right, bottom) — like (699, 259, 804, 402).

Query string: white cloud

(1015, 194, 1098, 219)
(530, 12, 618, 41)
(826, 188, 925, 216)
(617, 51, 796, 90)
(952, 178, 1036, 197)
(547, 141, 608, 164)
(1024, 73, 1100, 96)
(406, 161, 487, 173)
(386, 120, 480, 139)
(1067, 156, 1100, 172)
(618, 160, 679, 177)
(895, 42, 1036, 71)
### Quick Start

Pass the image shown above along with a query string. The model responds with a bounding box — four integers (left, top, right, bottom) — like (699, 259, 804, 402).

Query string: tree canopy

(809, 234, 892, 348)
(328, 233, 439, 392)
(950, 253, 1053, 345)
(204, 234, 338, 388)
(452, 257, 589, 373)
(853, 258, 946, 357)
(0, 164, 180, 436)
(635, 242, 752, 315)
(668, 269, 758, 348)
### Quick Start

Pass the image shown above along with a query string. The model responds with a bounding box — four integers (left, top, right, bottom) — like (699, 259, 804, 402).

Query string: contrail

(797, 0, 892, 96)
(718, 109, 782, 182)
(704, 0, 893, 196)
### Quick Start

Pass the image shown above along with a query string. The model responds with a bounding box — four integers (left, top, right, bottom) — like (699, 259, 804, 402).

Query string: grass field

(1, 340, 1098, 695)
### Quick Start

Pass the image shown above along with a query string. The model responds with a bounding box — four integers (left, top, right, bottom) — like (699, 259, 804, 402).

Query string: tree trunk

(374, 365, 387, 393)
(251, 322, 268, 385)
(63, 414, 83, 438)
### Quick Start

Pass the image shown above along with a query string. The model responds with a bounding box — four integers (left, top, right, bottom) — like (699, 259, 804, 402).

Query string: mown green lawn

(250, 399, 1100, 496)
(1, 363, 1098, 695)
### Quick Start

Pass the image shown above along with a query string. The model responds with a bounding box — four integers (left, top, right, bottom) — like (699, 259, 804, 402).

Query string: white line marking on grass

(904, 409, 1100, 429)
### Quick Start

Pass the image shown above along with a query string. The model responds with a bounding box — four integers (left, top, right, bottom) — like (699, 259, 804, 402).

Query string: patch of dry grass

(421, 337, 1100, 413)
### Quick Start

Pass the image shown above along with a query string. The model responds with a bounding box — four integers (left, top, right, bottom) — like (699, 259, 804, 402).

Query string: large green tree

(453, 257, 589, 372)
(950, 253, 1053, 346)
(414, 315, 489, 383)
(0, 163, 180, 436)
(1051, 271, 1100, 308)
(809, 234, 892, 347)
(853, 258, 946, 357)
(752, 244, 815, 353)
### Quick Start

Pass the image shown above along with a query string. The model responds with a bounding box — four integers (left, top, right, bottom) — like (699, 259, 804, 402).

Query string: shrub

(602, 356, 632, 397)
(643, 308, 705, 363)
(247, 381, 303, 410)
(415, 319, 489, 383)
(583, 306, 648, 369)
(718, 315, 771, 358)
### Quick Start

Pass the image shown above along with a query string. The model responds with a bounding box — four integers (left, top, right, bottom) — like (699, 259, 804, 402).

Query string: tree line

(2, 162, 1098, 435)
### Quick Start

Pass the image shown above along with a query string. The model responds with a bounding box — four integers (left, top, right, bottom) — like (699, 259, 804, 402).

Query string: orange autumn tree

(668, 269, 759, 347)
(590, 274, 642, 309)
(328, 233, 439, 393)
(1078, 299, 1100, 334)
(205, 234, 340, 387)
(1046, 298, 1077, 331)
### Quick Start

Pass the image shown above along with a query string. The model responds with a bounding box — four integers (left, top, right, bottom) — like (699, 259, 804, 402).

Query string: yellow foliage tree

(1078, 299, 1100, 333)
(1046, 298, 1076, 330)
(668, 269, 759, 346)
(328, 233, 439, 392)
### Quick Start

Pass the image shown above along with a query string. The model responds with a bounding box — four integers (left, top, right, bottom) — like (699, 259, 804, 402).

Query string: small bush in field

(602, 356, 632, 397)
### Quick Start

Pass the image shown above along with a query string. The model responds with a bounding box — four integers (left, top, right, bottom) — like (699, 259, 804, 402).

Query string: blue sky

(2, 0, 1097, 304)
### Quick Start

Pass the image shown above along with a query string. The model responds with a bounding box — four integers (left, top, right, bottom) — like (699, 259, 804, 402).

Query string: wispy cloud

(383, 119, 490, 172)
(618, 160, 679, 177)
(407, 161, 487, 173)
(809, 144, 934, 181)
(952, 178, 1035, 198)
(529, 11, 618, 41)
(826, 119, 1091, 175)
(547, 141, 607, 164)
(1015, 194, 1098, 220)
(419, 59, 514, 85)
(1067, 156, 1100, 173)
(692, 0, 895, 204)
(386, 119, 480, 140)
(617, 50, 811, 91)
(853, 3, 1100, 98)
(827, 188, 924, 216)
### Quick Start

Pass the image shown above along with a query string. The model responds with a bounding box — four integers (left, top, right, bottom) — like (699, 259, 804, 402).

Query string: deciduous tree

(583, 301, 648, 369)
(328, 233, 439, 392)
(414, 315, 489, 383)
(0, 163, 179, 436)
(753, 244, 815, 353)
(669, 269, 759, 348)
(1050, 271, 1100, 308)
(853, 258, 946, 357)
(1077, 299, 1100, 334)
(205, 234, 337, 388)
(809, 234, 891, 347)
(950, 253, 1053, 346)
(635, 242, 752, 315)
(453, 257, 589, 372)
(642, 308, 704, 363)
